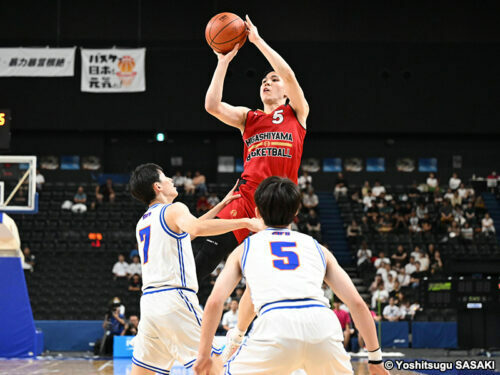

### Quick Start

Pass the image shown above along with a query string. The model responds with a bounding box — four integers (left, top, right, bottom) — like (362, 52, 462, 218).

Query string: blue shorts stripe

(183, 358, 196, 368)
(132, 356, 170, 374)
(177, 290, 201, 326)
(142, 286, 196, 296)
(259, 298, 316, 312)
(224, 337, 247, 375)
(261, 303, 327, 315)
(177, 239, 186, 287)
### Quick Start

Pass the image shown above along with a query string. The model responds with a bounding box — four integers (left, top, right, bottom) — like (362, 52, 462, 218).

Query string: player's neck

(263, 101, 284, 114)
(149, 196, 174, 207)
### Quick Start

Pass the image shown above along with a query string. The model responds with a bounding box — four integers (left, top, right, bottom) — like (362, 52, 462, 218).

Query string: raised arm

(322, 245, 389, 375)
(205, 46, 250, 133)
(194, 245, 244, 375)
(164, 202, 263, 238)
(245, 15, 309, 127)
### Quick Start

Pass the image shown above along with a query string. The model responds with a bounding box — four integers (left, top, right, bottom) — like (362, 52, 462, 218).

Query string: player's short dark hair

(129, 163, 163, 205)
(254, 176, 301, 227)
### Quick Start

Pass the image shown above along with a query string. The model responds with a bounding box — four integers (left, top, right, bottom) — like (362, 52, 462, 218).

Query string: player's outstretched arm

(245, 15, 309, 127)
(165, 202, 264, 239)
(194, 245, 244, 375)
(198, 180, 241, 221)
(322, 245, 389, 375)
(205, 45, 250, 133)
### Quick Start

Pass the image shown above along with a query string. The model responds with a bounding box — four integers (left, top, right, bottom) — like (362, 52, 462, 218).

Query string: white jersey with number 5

(242, 227, 329, 313)
(135, 203, 197, 292)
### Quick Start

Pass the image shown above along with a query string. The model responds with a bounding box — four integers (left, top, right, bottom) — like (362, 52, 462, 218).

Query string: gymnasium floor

(1, 351, 499, 375)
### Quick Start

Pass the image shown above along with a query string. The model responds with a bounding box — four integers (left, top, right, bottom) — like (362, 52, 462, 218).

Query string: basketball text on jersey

(244, 131, 293, 161)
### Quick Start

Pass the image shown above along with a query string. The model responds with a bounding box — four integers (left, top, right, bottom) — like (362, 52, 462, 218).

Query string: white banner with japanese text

(0, 48, 75, 76)
(81, 48, 146, 93)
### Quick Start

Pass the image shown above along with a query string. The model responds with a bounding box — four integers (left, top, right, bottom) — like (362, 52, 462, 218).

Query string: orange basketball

(205, 12, 247, 54)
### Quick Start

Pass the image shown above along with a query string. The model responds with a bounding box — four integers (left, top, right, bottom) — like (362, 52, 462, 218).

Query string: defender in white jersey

(129, 164, 264, 375)
(194, 177, 389, 375)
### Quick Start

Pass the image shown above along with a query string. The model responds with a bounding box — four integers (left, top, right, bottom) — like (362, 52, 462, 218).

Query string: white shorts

(132, 287, 221, 374)
(224, 302, 353, 375)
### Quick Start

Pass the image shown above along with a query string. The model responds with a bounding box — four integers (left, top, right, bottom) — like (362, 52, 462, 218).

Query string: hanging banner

(0, 48, 75, 77)
(81, 48, 146, 93)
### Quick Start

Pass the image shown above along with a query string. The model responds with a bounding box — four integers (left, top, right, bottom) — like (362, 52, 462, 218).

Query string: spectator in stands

(410, 261, 425, 287)
(298, 170, 312, 191)
(383, 297, 401, 322)
(448, 221, 461, 239)
(128, 274, 142, 292)
(443, 188, 454, 202)
(369, 275, 384, 293)
(430, 251, 444, 275)
(193, 171, 208, 195)
(71, 186, 88, 213)
(172, 171, 185, 188)
(426, 173, 438, 192)
(374, 251, 390, 268)
(416, 202, 428, 220)
(346, 220, 361, 242)
(196, 195, 211, 215)
(416, 248, 430, 271)
(385, 273, 396, 293)
(475, 195, 487, 215)
(22, 246, 35, 273)
(482, 213, 495, 234)
(362, 190, 375, 211)
(302, 187, 319, 211)
(356, 241, 372, 266)
(332, 300, 351, 349)
(371, 180, 386, 197)
(391, 245, 408, 264)
(207, 192, 220, 208)
(453, 206, 466, 226)
(457, 183, 468, 199)
(371, 282, 389, 309)
(183, 171, 195, 195)
(465, 202, 477, 225)
(360, 215, 371, 234)
(397, 268, 411, 287)
(127, 255, 141, 277)
(306, 209, 322, 241)
(450, 190, 462, 207)
(35, 170, 45, 191)
(405, 256, 417, 275)
(449, 173, 461, 190)
(96, 179, 116, 205)
(399, 300, 413, 320)
(440, 200, 454, 225)
(487, 171, 498, 193)
(121, 315, 139, 336)
(221, 299, 239, 333)
(232, 287, 244, 301)
(112, 254, 129, 279)
(333, 172, 348, 199)
(361, 181, 370, 197)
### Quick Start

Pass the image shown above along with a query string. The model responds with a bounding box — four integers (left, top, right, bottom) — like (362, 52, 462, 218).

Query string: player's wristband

(368, 348, 382, 364)
(234, 327, 246, 337)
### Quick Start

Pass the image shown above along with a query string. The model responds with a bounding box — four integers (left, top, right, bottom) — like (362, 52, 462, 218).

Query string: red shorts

(217, 181, 258, 244)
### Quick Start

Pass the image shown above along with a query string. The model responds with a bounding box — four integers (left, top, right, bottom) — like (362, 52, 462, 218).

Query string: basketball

(205, 12, 247, 54)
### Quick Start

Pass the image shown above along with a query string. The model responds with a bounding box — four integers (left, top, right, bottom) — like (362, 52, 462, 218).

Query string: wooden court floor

(0, 358, 423, 375)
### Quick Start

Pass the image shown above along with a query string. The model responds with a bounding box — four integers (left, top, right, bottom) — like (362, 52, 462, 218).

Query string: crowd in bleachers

(336, 172, 499, 321)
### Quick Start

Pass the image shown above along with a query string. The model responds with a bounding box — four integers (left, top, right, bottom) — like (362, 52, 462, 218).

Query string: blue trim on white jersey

(132, 356, 170, 374)
(148, 203, 161, 210)
(314, 239, 326, 268)
(177, 239, 187, 287)
(258, 298, 329, 316)
(241, 237, 250, 274)
(159, 204, 189, 239)
(0, 212, 3, 223)
(266, 227, 290, 231)
(183, 359, 195, 368)
(142, 286, 196, 296)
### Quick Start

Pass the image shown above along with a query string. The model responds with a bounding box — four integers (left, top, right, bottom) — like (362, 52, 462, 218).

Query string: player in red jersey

(194, 15, 309, 283)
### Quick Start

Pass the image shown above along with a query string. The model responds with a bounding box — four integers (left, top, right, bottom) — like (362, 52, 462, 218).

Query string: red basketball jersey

(241, 104, 306, 185)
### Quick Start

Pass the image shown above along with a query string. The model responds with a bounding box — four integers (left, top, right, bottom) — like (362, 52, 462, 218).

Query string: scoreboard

(0, 110, 11, 150)
(421, 277, 500, 310)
